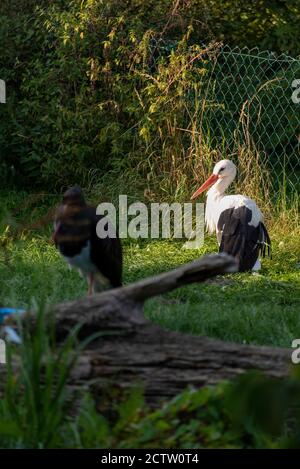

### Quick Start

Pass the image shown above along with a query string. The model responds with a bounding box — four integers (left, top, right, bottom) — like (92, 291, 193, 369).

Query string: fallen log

(5, 253, 291, 405)
(13, 253, 238, 337)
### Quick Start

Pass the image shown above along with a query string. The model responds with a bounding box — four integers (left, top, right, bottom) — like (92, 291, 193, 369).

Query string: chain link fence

(151, 42, 300, 199)
(205, 45, 299, 196)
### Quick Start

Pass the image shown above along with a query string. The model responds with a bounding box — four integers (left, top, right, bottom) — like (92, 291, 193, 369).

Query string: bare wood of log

(6, 253, 291, 405)
(52, 253, 239, 336)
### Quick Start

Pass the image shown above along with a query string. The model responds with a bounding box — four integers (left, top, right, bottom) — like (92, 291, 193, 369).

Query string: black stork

(191, 159, 271, 272)
(53, 186, 122, 294)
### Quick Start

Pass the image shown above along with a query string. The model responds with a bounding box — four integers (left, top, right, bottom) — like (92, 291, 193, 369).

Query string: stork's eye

(219, 167, 225, 173)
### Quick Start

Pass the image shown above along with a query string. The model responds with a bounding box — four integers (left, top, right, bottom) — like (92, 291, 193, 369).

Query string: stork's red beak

(191, 174, 218, 200)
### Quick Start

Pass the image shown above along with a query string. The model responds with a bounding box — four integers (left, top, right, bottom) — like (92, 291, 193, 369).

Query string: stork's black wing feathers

(54, 202, 122, 288)
(217, 206, 271, 272)
(87, 208, 123, 288)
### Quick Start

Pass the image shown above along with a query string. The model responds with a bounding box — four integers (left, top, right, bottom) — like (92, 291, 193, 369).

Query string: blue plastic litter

(4, 326, 22, 344)
(0, 308, 26, 324)
(0, 308, 25, 344)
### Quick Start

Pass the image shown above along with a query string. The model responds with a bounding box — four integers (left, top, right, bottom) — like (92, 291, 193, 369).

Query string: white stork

(191, 159, 271, 271)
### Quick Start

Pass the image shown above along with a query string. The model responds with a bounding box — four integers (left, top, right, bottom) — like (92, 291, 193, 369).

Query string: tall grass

(97, 40, 288, 214)
(1, 301, 300, 448)
(0, 304, 98, 448)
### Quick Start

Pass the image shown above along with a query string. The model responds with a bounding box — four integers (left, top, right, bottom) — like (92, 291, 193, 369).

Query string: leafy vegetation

(0, 0, 299, 450)
(0, 305, 83, 448)
(1, 303, 300, 449)
(0, 1, 299, 198)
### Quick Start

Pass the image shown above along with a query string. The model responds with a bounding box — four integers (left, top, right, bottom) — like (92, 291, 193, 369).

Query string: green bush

(0, 1, 299, 192)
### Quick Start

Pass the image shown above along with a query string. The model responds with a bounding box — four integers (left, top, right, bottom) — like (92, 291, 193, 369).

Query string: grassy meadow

(1, 190, 299, 349)
(0, 189, 299, 448)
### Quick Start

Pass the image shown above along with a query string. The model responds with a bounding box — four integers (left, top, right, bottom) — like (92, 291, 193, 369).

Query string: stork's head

(191, 159, 237, 200)
(62, 185, 86, 207)
(52, 185, 88, 244)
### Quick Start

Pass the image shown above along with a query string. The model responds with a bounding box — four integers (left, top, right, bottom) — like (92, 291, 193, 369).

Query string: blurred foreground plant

(0, 301, 299, 448)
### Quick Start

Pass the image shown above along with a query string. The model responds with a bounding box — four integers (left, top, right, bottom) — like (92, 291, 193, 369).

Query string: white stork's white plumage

(191, 159, 271, 272)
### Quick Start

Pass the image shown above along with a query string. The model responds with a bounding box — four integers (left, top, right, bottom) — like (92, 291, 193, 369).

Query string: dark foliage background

(0, 0, 299, 191)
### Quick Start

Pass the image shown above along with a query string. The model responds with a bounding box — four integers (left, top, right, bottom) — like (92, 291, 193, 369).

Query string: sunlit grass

(0, 195, 299, 445)
(1, 201, 299, 348)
